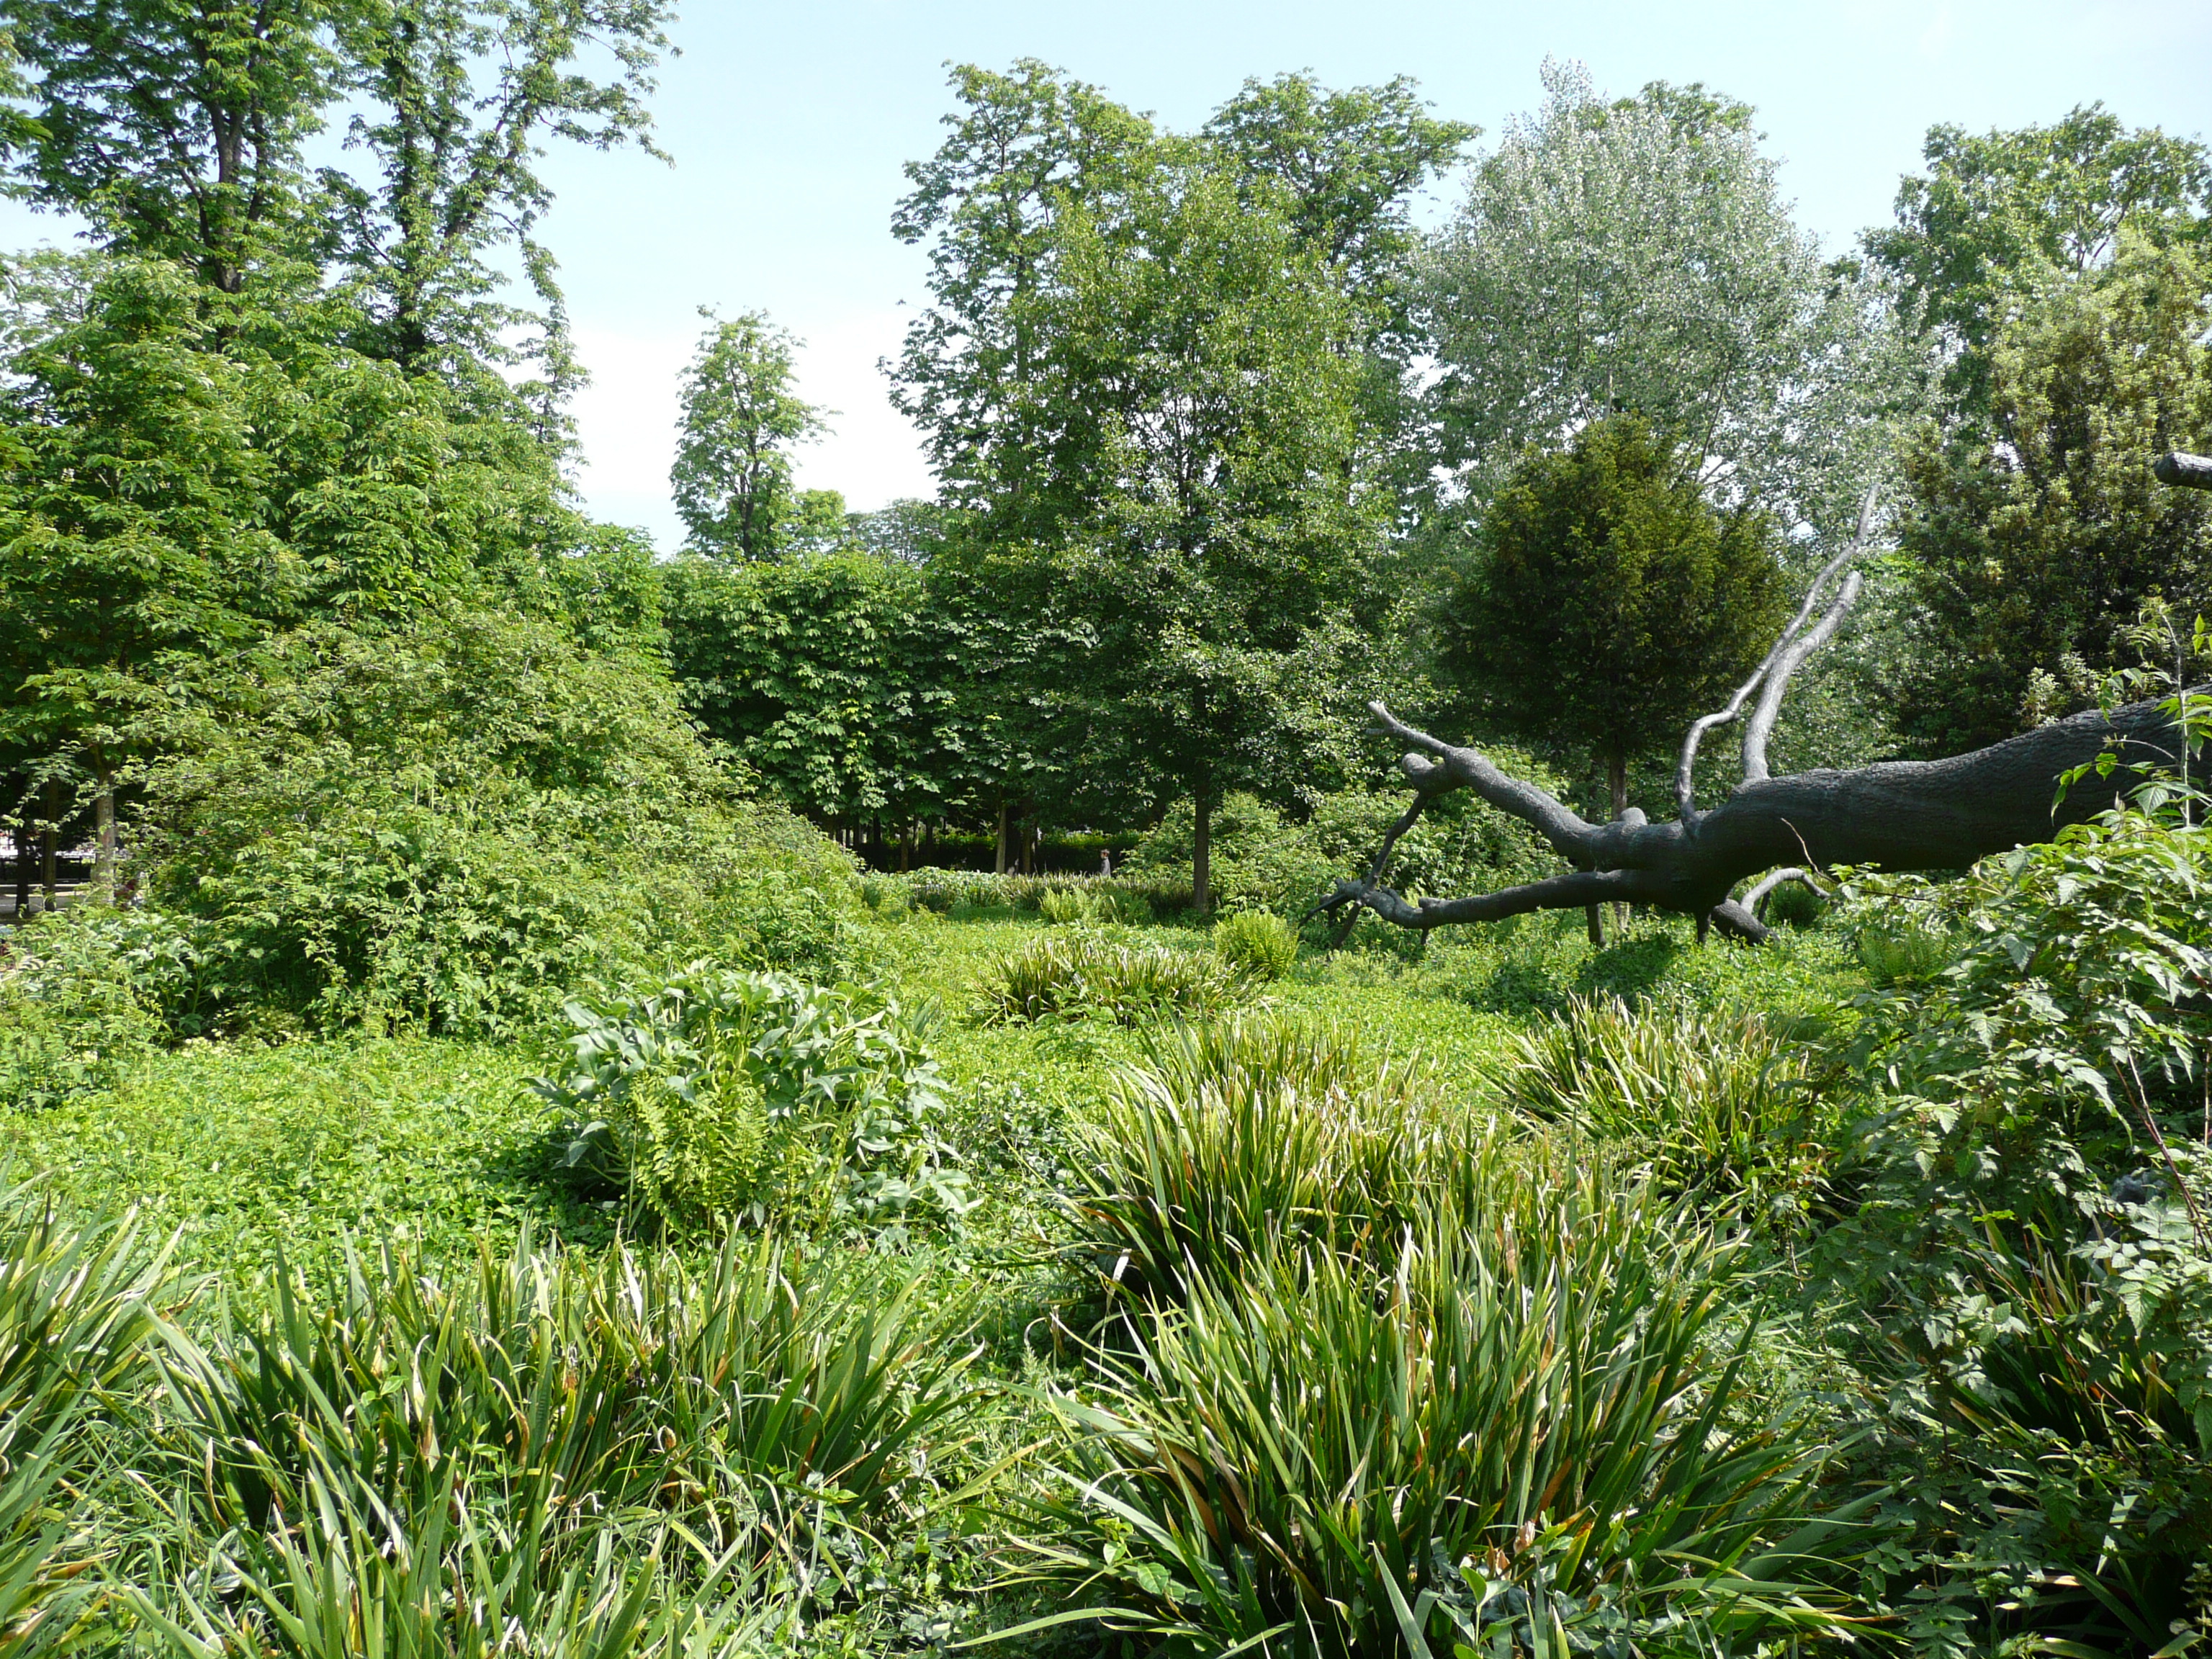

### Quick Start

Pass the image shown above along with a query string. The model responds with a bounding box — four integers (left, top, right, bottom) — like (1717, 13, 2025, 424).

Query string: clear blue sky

(6, 1, 2208, 549)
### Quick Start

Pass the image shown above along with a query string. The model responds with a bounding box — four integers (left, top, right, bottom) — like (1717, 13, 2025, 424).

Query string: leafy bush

(1210, 909, 1298, 981)
(1038, 886, 1092, 925)
(1497, 992, 1825, 1215)
(532, 962, 972, 1233)
(1026, 1156, 1856, 1656)
(143, 611, 858, 1038)
(1854, 920, 1954, 986)
(1762, 875, 1828, 929)
(972, 933, 1249, 1027)
(1825, 807, 2212, 1650)
(1126, 774, 1565, 921)
(1068, 1015, 1455, 1302)
(0, 907, 197, 1107)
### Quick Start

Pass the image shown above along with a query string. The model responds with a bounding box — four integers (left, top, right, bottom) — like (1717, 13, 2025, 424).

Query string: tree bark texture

(1194, 793, 1213, 915)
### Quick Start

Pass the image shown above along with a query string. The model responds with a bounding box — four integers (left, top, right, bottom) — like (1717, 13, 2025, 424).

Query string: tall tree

(1866, 104, 2211, 419)
(1017, 158, 1392, 909)
(889, 60, 1158, 541)
(1438, 415, 1789, 825)
(0, 0, 337, 295)
(1892, 236, 2212, 753)
(670, 310, 827, 562)
(0, 257, 289, 894)
(1420, 60, 1921, 540)
(318, 0, 673, 375)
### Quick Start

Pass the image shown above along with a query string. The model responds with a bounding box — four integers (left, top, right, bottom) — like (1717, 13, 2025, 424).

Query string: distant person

(1100, 850, 1113, 878)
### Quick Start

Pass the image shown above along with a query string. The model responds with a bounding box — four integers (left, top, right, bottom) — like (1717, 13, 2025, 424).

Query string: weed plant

(1210, 908, 1299, 981)
(1068, 1015, 1459, 1302)
(533, 962, 973, 1234)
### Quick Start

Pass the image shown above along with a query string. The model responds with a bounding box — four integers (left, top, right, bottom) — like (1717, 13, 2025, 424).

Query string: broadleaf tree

(670, 310, 829, 562)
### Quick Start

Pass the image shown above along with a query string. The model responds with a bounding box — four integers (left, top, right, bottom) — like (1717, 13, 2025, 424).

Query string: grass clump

(1025, 1154, 1857, 1656)
(1211, 908, 1299, 981)
(973, 932, 1248, 1027)
(1497, 992, 1824, 1213)
(1069, 1015, 1457, 1302)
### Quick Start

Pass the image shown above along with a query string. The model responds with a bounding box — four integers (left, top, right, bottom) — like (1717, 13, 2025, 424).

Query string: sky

(4, 0, 2208, 550)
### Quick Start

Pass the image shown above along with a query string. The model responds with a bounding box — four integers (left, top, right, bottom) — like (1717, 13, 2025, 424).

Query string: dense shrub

(972, 933, 1249, 1026)
(142, 611, 858, 1036)
(1030, 1154, 1855, 1656)
(1825, 806, 2212, 1649)
(0, 907, 195, 1107)
(532, 963, 972, 1234)
(1210, 909, 1298, 981)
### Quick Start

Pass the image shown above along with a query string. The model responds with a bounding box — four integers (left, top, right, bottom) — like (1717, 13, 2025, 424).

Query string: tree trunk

(1326, 696, 2191, 945)
(1194, 793, 1213, 915)
(995, 801, 1011, 876)
(11, 796, 29, 923)
(1606, 750, 1630, 932)
(93, 769, 116, 902)
(40, 783, 58, 911)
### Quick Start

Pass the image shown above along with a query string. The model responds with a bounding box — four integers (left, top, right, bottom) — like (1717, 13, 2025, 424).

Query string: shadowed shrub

(973, 933, 1249, 1027)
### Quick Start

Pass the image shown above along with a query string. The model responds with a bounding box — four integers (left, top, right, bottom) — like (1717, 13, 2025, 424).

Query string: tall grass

(973, 932, 1250, 1026)
(1022, 1158, 1861, 1657)
(1067, 1015, 1459, 1302)
(1498, 992, 1825, 1214)
(150, 1228, 976, 1587)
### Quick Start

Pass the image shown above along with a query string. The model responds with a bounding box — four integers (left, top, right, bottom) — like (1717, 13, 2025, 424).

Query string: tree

(1420, 60, 1921, 539)
(1439, 417, 1789, 824)
(0, 0, 336, 295)
(0, 258, 287, 895)
(1318, 464, 2212, 946)
(890, 59, 1158, 542)
(1892, 236, 2212, 754)
(670, 310, 828, 562)
(318, 0, 673, 377)
(1018, 158, 1392, 910)
(1866, 104, 2211, 418)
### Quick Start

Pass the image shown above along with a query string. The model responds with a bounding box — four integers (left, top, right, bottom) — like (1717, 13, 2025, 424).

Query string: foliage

(1497, 992, 1827, 1219)
(1421, 59, 1921, 536)
(1210, 908, 1298, 981)
(660, 550, 977, 829)
(972, 932, 1249, 1028)
(1438, 415, 1790, 811)
(531, 963, 972, 1234)
(1824, 804, 2212, 1650)
(671, 310, 829, 561)
(891, 67, 1407, 906)
(1036, 885, 1151, 927)
(1866, 102, 2211, 418)
(0, 905, 190, 1107)
(1892, 235, 2212, 752)
(140, 611, 855, 1036)
(896, 868, 1189, 918)
(1022, 1154, 1857, 1658)
(145, 1226, 972, 1639)
(1066, 1015, 1456, 1303)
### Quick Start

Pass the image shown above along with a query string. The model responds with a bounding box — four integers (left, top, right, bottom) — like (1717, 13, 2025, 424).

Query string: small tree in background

(671, 310, 828, 561)
(1439, 415, 1788, 825)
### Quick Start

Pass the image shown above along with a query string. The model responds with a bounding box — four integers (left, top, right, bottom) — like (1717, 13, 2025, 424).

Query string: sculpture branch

(1742, 567, 1863, 785)
(2154, 451, 2212, 490)
(1675, 488, 1879, 818)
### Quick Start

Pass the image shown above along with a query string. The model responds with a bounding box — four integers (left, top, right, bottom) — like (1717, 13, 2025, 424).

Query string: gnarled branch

(2154, 451, 2212, 490)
